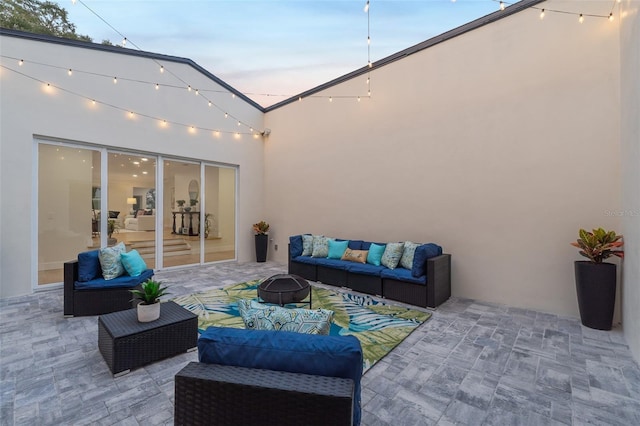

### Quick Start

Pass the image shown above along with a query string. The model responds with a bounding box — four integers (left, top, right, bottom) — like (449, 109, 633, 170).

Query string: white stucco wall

(620, 0, 640, 363)
(263, 3, 623, 318)
(0, 35, 265, 298)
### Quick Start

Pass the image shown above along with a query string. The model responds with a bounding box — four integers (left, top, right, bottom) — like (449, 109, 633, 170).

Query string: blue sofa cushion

(291, 255, 322, 265)
(348, 240, 364, 250)
(198, 327, 363, 426)
(411, 243, 443, 278)
(77, 250, 101, 282)
(347, 263, 385, 276)
(381, 267, 427, 285)
(74, 268, 153, 290)
(289, 235, 303, 257)
(313, 258, 352, 270)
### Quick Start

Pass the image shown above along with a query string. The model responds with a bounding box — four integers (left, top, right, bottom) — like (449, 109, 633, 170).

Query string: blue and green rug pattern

(173, 279, 431, 372)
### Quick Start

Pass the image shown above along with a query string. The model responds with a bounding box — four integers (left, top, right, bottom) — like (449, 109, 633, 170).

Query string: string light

(364, 1, 369, 13)
(224, 113, 228, 119)
(122, 37, 127, 46)
(159, 65, 164, 73)
(67, 68, 73, 76)
(208, 101, 212, 107)
(539, 9, 545, 20)
(113, 76, 117, 84)
(155, 83, 159, 90)
(195, 89, 199, 96)
(187, 85, 192, 92)
(609, 13, 614, 22)
(329, 96, 333, 102)
(579, 14, 584, 23)
(18, 59, 23, 66)
(500, 1, 505, 11)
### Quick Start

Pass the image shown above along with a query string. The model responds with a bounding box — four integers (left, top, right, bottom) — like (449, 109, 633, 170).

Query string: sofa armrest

(426, 254, 451, 308)
(63, 260, 79, 317)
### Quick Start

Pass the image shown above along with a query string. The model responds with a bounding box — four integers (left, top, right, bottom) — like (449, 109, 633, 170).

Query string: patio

(1, 261, 638, 425)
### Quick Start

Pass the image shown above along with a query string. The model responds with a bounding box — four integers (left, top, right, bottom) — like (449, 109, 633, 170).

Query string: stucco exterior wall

(0, 35, 265, 298)
(620, 0, 640, 363)
(263, 4, 623, 318)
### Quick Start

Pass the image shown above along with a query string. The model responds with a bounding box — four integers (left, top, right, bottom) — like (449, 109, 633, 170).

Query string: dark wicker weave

(175, 362, 354, 426)
(63, 260, 143, 317)
(289, 244, 452, 308)
(98, 301, 198, 376)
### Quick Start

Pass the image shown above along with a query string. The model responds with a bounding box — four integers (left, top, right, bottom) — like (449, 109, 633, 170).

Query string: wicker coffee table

(98, 301, 198, 376)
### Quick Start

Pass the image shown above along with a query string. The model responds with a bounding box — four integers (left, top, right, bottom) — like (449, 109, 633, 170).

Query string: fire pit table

(258, 274, 311, 308)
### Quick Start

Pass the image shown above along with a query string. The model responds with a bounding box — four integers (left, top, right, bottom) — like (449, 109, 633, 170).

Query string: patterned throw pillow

(381, 242, 405, 270)
(311, 235, 330, 258)
(301, 234, 314, 256)
(98, 242, 126, 280)
(237, 299, 333, 335)
(342, 248, 369, 263)
(400, 241, 420, 270)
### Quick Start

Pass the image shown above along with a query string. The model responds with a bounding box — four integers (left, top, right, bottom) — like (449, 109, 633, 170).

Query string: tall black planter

(574, 261, 616, 330)
(255, 234, 268, 262)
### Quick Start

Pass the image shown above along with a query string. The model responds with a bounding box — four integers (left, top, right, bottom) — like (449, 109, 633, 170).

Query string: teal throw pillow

(400, 241, 420, 270)
(381, 242, 405, 270)
(301, 234, 314, 256)
(98, 242, 126, 280)
(237, 299, 333, 335)
(311, 235, 330, 258)
(328, 239, 349, 259)
(120, 249, 147, 277)
(366, 243, 386, 266)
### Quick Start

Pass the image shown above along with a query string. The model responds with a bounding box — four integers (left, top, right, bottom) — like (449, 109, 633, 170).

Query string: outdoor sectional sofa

(288, 234, 451, 308)
(63, 248, 153, 317)
(175, 326, 363, 426)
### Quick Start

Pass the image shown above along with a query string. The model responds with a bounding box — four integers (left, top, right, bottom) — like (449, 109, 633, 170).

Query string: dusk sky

(56, 1, 505, 106)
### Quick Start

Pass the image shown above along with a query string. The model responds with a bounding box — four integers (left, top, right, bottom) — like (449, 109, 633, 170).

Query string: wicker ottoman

(175, 362, 354, 426)
(98, 301, 198, 376)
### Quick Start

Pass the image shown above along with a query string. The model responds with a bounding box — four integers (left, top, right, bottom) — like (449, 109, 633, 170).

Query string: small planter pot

(574, 261, 616, 330)
(137, 301, 161, 322)
(255, 234, 268, 262)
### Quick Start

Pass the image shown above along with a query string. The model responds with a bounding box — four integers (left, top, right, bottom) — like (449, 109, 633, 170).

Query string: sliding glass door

(37, 141, 236, 287)
(37, 143, 101, 285)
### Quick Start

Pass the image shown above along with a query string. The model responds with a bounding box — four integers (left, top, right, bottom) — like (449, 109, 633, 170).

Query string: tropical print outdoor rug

(173, 279, 431, 372)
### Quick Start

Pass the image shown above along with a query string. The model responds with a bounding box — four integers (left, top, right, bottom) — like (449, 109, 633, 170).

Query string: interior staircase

(127, 238, 192, 257)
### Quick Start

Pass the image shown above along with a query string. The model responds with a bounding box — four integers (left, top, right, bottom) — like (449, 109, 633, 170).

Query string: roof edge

(0, 27, 265, 112)
(265, 0, 546, 112)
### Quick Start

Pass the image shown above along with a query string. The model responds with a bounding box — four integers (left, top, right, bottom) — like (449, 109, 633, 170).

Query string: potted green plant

(253, 221, 270, 262)
(130, 279, 170, 322)
(571, 228, 624, 330)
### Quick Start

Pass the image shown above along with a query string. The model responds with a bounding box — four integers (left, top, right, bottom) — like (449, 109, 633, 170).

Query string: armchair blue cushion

(77, 250, 101, 282)
(198, 326, 364, 426)
(411, 243, 443, 277)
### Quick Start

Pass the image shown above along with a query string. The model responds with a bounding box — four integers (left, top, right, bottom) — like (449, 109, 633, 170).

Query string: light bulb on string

(68, 69, 73, 76)
(364, 1, 369, 13)
(609, 13, 614, 22)
(208, 101, 212, 107)
(113, 77, 117, 84)
(367, 36, 371, 45)
(195, 89, 199, 96)
(357, 96, 361, 102)
(122, 38, 127, 46)
(500, 2, 505, 11)
(579, 14, 584, 24)
(237, 121, 241, 127)
(329, 96, 333, 102)
(155, 83, 159, 90)
(19, 59, 24, 66)
(540, 9, 545, 20)
(224, 113, 228, 119)
(231, 93, 236, 99)
(159, 65, 164, 73)
(187, 85, 192, 92)
(298, 96, 302, 102)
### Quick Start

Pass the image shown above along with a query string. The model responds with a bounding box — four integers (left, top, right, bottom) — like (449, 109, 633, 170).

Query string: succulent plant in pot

(130, 279, 170, 322)
(252, 221, 270, 262)
(571, 228, 624, 330)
